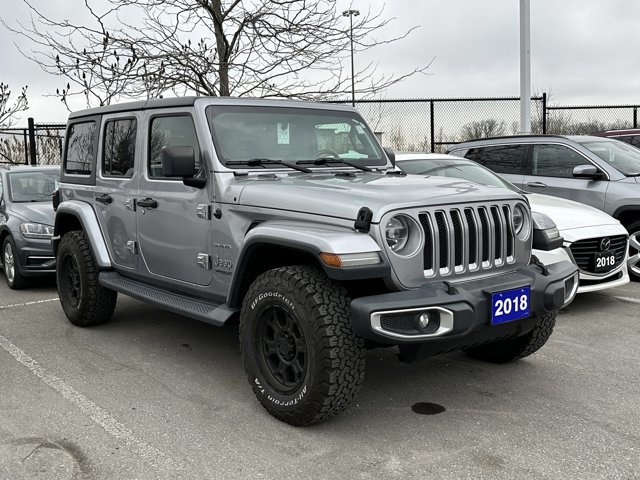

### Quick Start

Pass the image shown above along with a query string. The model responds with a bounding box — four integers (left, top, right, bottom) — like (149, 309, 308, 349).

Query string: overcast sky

(2, 0, 640, 125)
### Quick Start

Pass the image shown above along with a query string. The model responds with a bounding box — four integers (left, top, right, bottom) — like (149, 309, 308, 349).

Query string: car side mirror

(383, 147, 396, 167)
(572, 164, 602, 179)
(161, 146, 196, 177)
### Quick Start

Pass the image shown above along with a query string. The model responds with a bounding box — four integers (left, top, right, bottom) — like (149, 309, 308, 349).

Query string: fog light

(418, 313, 431, 329)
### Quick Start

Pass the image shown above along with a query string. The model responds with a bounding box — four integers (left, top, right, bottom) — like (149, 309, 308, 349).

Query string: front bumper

(15, 237, 56, 276)
(350, 261, 578, 353)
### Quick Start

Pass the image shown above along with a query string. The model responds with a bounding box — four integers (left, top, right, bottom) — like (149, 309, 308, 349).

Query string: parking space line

(613, 296, 640, 305)
(0, 298, 59, 310)
(0, 333, 181, 474)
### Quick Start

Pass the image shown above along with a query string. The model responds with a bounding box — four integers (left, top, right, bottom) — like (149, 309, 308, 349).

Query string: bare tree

(459, 119, 507, 141)
(5, 0, 430, 109)
(0, 82, 28, 128)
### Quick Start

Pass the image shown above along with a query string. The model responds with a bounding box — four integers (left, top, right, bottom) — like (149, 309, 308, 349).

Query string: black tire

(626, 220, 640, 282)
(464, 311, 557, 363)
(56, 230, 117, 326)
(239, 265, 365, 426)
(2, 236, 28, 290)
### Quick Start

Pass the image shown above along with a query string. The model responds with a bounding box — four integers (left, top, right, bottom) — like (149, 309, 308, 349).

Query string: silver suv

(53, 98, 577, 426)
(449, 135, 640, 280)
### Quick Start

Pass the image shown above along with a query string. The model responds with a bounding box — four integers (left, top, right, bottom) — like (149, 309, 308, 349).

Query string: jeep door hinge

(125, 197, 136, 212)
(125, 241, 137, 255)
(196, 253, 211, 270)
(197, 204, 211, 220)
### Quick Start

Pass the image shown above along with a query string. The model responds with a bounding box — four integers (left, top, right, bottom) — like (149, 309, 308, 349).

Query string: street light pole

(342, 9, 360, 107)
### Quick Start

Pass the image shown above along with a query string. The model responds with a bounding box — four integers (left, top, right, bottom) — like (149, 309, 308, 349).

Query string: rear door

(136, 110, 212, 286)
(462, 144, 528, 188)
(94, 114, 140, 270)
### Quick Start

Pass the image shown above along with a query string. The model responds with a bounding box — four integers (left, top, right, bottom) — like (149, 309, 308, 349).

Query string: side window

(103, 118, 137, 177)
(149, 115, 200, 178)
(65, 121, 97, 175)
(622, 135, 640, 147)
(531, 144, 588, 178)
(464, 145, 526, 174)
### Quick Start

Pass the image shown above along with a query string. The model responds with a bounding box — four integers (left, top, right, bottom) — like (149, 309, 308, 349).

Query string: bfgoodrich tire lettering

(240, 265, 365, 426)
(57, 230, 117, 326)
(464, 311, 557, 363)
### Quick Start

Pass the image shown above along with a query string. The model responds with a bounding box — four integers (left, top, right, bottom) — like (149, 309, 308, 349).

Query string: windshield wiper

(297, 157, 372, 172)
(226, 158, 312, 173)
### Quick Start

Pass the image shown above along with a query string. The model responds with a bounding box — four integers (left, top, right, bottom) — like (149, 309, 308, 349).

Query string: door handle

(526, 181, 547, 188)
(137, 198, 158, 209)
(95, 194, 113, 204)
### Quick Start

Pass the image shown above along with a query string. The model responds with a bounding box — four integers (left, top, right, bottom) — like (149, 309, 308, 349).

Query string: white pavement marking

(613, 296, 640, 305)
(0, 333, 181, 474)
(0, 298, 59, 310)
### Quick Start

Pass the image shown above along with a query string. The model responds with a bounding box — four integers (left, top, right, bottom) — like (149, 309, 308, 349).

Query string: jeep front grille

(418, 205, 515, 277)
(569, 235, 627, 274)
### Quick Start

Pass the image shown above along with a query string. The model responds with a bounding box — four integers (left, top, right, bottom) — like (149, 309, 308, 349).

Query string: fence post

(634, 107, 638, 129)
(23, 129, 28, 165)
(27, 118, 37, 166)
(430, 100, 435, 153)
(542, 92, 547, 134)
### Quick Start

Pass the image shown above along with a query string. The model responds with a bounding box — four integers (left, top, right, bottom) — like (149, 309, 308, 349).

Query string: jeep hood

(235, 173, 522, 222)
(9, 201, 55, 226)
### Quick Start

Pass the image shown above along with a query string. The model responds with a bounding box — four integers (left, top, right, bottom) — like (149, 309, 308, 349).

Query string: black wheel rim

(60, 255, 82, 308)
(256, 305, 308, 394)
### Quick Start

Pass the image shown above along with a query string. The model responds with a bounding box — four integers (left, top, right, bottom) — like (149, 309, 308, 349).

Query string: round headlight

(513, 205, 525, 234)
(385, 214, 422, 257)
(385, 216, 409, 252)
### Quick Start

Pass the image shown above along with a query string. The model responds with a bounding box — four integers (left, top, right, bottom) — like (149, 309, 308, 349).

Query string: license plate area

(491, 286, 530, 325)
(593, 251, 617, 273)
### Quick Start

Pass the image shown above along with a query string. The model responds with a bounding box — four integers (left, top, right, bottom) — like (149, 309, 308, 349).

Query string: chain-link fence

(329, 96, 547, 152)
(0, 122, 65, 166)
(545, 105, 639, 135)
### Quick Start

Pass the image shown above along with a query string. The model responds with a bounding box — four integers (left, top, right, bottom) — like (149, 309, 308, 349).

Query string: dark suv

(448, 135, 640, 280)
(0, 164, 59, 288)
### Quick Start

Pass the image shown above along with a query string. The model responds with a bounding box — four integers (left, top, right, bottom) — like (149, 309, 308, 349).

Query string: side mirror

(532, 212, 564, 251)
(383, 147, 396, 167)
(572, 164, 602, 179)
(161, 146, 196, 177)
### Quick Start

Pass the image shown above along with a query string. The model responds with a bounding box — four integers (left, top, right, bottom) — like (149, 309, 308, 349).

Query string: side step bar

(99, 271, 238, 326)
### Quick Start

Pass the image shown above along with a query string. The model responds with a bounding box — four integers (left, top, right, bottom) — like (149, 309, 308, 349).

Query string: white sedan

(396, 153, 629, 293)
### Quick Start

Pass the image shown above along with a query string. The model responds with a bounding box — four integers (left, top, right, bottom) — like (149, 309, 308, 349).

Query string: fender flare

(227, 221, 390, 307)
(53, 200, 112, 268)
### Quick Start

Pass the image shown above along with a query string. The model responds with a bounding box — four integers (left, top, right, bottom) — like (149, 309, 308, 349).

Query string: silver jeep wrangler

(52, 97, 578, 426)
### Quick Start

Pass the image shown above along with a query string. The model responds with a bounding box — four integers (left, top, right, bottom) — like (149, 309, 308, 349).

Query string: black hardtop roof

(68, 96, 356, 120)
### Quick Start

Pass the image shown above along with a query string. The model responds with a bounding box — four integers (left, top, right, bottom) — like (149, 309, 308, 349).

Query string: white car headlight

(19, 222, 54, 239)
(385, 214, 422, 256)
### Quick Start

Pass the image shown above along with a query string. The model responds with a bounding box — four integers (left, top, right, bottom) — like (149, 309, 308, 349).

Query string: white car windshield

(578, 139, 640, 176)
(206, 106, 385, 168)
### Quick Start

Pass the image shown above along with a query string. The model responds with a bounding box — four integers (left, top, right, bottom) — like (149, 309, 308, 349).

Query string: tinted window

(618, 135, 640, 147)
(531, 144, 590, 178)
(65, 122, 96, 175)
(149, 116, 200, 178)
(578, 139, 640, 176)
(464, 145, 526, 174)
(103, 119, 136, 177)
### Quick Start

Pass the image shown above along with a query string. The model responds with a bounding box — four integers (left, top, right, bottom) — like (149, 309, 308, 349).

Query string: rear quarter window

(65, 121, 97, 175)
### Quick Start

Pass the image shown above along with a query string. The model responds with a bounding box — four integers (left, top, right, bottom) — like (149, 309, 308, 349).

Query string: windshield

(8, 170, 60, 203)
(577, 139, 640, 175)
(206, 106, 385, 168)
(397, 158, 518, 192)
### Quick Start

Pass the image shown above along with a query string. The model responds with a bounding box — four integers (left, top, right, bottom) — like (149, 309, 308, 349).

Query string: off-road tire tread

(57, 230, 117, 326)
(465, 311, 556, 363)
(240, 265, 365, 426)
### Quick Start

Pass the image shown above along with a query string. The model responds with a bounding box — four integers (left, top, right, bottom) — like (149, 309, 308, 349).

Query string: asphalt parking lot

(1, 277, 639, 480)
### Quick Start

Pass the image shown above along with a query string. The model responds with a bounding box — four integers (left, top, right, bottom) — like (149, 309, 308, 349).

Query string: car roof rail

(458, 133, 569, 144)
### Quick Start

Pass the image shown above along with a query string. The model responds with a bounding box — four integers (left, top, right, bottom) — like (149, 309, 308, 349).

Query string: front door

(136, 111, 212, 286)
